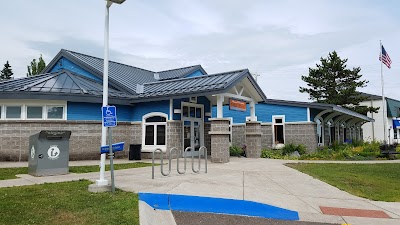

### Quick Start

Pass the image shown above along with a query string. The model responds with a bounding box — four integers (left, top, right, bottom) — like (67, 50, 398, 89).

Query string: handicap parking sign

(102, 106, 117, 127)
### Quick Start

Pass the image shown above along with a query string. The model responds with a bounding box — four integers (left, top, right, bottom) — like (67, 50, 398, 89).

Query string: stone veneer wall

(285, 123, 318, 152)
(245, 122, 262, 158)
(235, 123, 318, 153)
(209, 119, 230, 163)
(232, 125, 246, 147)
(0, 121, 136, 161)
(261, 124, 273, 149)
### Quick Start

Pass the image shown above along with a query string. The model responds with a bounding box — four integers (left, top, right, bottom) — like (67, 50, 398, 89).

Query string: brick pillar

(209, 118, 230, 163)
(245, 121, 262, 158)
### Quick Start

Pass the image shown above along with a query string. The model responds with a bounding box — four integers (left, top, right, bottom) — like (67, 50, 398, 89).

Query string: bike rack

(152, 146, 208, 179)
(192, 146, 207, 173)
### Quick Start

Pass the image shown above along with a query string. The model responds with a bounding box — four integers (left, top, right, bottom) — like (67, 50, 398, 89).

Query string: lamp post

(96, 0, 126, 187)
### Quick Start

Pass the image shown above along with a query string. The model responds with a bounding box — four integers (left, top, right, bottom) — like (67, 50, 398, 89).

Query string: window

(273, 116, 285, 145)
(27, 106, 43, 119)
(145, 125, 155, 145)
(142, 113, 167, 151)
(47, 106, 64, 119)
(6, 106, 22, 119)
(0, 103, 66, 120)
(395, 129, 398, 139)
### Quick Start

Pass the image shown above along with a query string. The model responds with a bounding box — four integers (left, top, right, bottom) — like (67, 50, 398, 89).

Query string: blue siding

(50, 57, 102, 83)
(67, 102, 133, 121)
(212, 103, 308, 124)
(172, 96, 210, 121)
(184, 70, 204, 78)
(131, 100, 170, 121)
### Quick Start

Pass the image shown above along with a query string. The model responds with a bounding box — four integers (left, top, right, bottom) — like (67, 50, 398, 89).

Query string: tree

(27, 54, 46, 76)
(0, 61, 14, 80)
(299, 51, 378, 115)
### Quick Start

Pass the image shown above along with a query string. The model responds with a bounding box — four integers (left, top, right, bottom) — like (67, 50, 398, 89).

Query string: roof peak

(144, 69, 249, 86)
(157, 65, 201, 73)
(61, 49, 156, 74)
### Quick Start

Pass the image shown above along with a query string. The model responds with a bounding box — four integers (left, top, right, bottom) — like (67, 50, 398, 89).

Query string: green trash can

(28, 130, 72, 176)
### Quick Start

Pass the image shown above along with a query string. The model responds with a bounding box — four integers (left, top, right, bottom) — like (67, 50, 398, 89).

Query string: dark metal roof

(43, 49, 208, 94)
(158, 65, 207, 80)
(359, 92, 382, 100)
(133, 69, 250, 102)
(0, 70, 133, 104)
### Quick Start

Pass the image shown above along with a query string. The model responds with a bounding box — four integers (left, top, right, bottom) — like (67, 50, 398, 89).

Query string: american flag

(379, 45, 392, 69)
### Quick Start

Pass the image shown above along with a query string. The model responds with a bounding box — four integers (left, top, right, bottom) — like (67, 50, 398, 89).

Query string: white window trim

(272, 115, 285, 146)
(4, 105, 23, 120)
(26, 105, 44, 120)
(46, 105, 66, 120)
(142, 112, 168, 152)
(0, 102, 67, 121)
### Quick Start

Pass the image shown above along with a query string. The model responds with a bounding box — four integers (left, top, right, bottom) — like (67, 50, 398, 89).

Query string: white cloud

(1, 0, 400, 101)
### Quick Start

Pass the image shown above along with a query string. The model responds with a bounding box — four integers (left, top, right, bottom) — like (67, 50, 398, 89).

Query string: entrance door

(181, 102, 204, 157)
(183, 119, 202, 157)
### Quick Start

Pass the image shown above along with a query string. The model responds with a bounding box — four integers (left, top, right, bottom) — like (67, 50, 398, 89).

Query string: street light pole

(96, 0, 125, 187)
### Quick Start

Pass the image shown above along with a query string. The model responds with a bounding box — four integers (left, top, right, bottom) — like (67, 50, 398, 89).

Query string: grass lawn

(0, 180, 139, 225)
(287, 163, 400, 202)
(0, 162, 152, 180)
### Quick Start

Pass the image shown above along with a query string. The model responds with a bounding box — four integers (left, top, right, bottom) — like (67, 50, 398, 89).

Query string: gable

(49, 57, 102, 83)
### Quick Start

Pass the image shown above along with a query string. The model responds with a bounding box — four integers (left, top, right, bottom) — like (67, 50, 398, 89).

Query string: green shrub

(229, 145, 243, 156)
(351, 139, 364, 147)
(282, 143, 307, 155)
(261, 149, 281, 159)
(282, 143, 297, 155)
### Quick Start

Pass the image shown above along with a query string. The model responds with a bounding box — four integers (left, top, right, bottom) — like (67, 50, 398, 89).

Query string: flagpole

(380, 40, 387, 144)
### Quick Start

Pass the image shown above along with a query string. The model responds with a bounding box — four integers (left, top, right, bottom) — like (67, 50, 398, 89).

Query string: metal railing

(152, 146, 208, 179)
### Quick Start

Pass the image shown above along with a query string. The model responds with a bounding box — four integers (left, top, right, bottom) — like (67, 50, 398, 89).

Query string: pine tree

(0, 61, 14, 80)
(27, 54, 46, 76)
(299, 51, 378, 114)
(38, 54, 46, 72)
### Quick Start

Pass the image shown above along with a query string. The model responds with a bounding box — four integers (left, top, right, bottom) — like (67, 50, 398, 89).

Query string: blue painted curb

(139, 193, 299, 221)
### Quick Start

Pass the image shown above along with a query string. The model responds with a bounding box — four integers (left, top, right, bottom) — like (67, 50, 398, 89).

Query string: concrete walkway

(1, 158, 400, 225)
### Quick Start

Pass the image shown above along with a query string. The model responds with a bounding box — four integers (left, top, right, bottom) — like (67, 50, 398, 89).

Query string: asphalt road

(172, 211, 339, 225)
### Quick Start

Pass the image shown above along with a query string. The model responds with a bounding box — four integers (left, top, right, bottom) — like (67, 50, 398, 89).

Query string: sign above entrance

(229, 99, 246, 112)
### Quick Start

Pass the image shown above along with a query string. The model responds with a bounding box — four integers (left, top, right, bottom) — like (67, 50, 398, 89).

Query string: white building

(360, 93, 400, 143)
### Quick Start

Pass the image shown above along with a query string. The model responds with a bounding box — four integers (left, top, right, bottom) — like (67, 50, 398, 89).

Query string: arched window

(142, 113, 167, 151)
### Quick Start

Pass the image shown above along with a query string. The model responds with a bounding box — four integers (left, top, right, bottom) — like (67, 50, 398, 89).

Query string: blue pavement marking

(139, 193, 170, 210)
(138, 193, 299, 221)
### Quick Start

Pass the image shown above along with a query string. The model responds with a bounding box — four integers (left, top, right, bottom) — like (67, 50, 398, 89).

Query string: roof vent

(136, 84, 144, 94)
(154, 73, 160, 80)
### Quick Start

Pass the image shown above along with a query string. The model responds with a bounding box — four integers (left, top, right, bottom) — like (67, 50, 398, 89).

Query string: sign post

(102, 106, 117, 193)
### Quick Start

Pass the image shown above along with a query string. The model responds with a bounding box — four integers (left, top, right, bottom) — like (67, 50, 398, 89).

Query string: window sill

(142, 146, 167, 153)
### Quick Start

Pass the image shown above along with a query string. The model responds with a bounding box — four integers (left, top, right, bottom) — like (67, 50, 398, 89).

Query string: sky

(1, 0, 399, 101)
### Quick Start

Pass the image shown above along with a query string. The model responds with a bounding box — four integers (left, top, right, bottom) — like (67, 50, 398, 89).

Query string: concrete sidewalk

(1, 158, 400, 225)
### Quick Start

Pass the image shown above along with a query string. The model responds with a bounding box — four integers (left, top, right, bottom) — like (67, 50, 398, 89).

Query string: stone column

(245, 121, 262, 158)
(209, 118, 230, 163)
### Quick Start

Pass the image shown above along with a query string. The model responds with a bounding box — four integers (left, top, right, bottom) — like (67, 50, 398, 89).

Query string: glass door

(183, 119, 202, 157)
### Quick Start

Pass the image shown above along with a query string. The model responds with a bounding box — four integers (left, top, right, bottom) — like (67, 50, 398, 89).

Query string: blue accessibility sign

(100, 142, 125, 154)
(102, 106, 117, 127)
